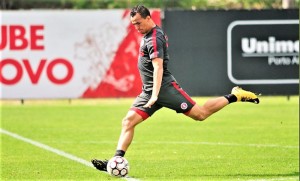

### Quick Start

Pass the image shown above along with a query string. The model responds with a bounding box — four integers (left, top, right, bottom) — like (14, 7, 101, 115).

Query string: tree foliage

(1, 0, 299, 9)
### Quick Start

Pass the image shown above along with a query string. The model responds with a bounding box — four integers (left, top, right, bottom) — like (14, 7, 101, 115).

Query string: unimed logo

(241, 36, 299, 65)
(227, 20, 299, 85)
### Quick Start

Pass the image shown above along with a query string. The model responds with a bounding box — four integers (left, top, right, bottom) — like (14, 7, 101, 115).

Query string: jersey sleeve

(147, 30, 165, 60)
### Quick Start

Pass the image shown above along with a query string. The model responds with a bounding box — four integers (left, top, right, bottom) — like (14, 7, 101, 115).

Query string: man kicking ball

(91, 5, 259, 172)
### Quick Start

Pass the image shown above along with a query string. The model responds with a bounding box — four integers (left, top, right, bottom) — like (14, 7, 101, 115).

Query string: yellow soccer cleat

(231, 86, 260, 104)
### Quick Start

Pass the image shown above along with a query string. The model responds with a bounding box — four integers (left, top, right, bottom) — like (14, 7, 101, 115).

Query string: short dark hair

(130, 5, 151, 18)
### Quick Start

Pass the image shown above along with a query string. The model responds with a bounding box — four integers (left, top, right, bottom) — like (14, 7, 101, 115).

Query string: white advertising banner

(0, 10, 161, 99)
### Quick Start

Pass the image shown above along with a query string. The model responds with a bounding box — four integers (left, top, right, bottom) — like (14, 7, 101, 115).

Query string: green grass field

(1, 96, 299, 181)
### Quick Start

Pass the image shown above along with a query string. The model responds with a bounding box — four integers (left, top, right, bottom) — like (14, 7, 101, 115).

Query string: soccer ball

(106, 156, 129, 177)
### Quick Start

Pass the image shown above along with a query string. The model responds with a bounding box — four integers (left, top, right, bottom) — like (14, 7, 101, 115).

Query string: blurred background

(0, 0, 299, 100)
(1, 0, 299, 9)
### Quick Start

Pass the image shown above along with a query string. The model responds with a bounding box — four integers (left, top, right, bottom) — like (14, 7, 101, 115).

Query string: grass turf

(1, 96, 299, 180)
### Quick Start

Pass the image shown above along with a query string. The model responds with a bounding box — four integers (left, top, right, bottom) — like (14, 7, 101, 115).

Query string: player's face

(131, 13, 151, 34)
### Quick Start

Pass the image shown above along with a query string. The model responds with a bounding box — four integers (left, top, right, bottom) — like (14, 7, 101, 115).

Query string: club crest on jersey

(181, 102, 188, 110)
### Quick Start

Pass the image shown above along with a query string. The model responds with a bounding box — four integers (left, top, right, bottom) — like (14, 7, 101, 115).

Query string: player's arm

(143, 57, 163, 108)
(151, 57, 163, 99)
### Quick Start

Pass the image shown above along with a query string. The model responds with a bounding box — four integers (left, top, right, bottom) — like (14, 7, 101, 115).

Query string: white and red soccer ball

(107, 156, 129, 177)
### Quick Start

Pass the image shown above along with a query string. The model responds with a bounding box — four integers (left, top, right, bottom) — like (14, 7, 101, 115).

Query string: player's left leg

(185, 97, 229, 121)
(185, 86, 260, 121)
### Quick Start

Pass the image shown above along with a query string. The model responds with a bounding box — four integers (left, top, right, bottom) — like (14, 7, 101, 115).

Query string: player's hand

(143, 96, 158, 108)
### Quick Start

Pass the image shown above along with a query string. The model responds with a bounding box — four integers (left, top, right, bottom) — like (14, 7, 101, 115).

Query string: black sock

(224, 94, 237, 103)
(114, 150, 125, 157)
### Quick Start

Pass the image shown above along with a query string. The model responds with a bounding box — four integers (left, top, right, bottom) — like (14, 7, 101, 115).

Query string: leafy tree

(1, 0, 299, 9)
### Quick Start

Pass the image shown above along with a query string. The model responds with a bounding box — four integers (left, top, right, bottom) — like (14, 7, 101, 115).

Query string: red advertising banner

(0, 10, 161, 99)
(82, 10, 161, 98)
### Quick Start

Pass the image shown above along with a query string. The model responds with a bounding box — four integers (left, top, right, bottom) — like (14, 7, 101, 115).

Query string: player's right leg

(91, 110, 144, 172)
(92, 92, 160, 172)
(115, 91, 162, 154)
(116, 110, 145, 152)
(91, 159, 109, 172)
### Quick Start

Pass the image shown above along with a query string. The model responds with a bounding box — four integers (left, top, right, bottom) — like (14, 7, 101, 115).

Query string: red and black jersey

(138, 25, 176, 92)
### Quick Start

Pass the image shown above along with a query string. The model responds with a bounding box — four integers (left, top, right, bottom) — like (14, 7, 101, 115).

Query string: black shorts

(130, 81, 196, 120)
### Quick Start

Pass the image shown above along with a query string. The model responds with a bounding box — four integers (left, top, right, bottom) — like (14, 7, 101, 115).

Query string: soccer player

(91, 5, 259, 172)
